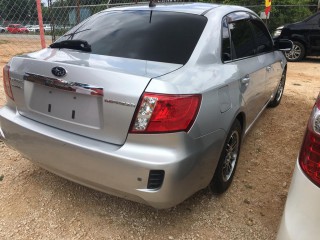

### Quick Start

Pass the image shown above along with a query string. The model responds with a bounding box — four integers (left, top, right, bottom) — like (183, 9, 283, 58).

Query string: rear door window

(57, 11, 207, 64)
(223, 12, 274, 61)
(229, 19, 256, 59)
(250, 20, 273, 54)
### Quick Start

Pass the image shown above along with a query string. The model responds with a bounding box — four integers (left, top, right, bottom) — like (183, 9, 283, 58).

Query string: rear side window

(57, 11, 207, 64)
(229, 20, 256, 59)
(221, 19, 232, 62)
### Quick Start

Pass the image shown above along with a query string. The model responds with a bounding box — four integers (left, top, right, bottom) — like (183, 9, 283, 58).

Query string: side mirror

(274, 39, 293, 51)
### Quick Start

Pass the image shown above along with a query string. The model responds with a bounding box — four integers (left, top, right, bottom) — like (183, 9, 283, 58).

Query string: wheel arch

(289, 35, 307, 46)
(290, 38, 307, 50)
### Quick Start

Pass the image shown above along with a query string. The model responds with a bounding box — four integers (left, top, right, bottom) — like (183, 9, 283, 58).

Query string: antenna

(149, 0, 156, 8)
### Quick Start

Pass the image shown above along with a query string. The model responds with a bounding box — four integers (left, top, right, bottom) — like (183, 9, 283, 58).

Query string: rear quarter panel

(146, 8, 248, 139)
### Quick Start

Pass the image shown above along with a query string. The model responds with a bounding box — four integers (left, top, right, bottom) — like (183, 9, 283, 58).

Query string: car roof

(103, 3, 254, 18)
(104, 3, 221, 15)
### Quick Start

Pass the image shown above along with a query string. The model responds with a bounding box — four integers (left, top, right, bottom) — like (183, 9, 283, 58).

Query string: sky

(41, 0, 48, 6)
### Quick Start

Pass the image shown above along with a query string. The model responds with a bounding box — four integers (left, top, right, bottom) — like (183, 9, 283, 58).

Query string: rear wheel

(210, 119, 242, 194)
(284, 41, 305, 62)
(268, 68, 286, 108)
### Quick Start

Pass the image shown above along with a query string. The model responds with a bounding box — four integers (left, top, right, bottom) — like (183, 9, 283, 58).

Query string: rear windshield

(56, 10, 207, 64)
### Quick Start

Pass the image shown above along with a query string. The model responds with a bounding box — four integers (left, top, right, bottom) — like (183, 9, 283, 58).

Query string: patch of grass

(0, 174, 4, 181)
(0, 40, 9, 45)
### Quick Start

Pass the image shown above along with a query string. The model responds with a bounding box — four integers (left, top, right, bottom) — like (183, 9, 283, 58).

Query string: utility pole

(36, 0, 46, 48)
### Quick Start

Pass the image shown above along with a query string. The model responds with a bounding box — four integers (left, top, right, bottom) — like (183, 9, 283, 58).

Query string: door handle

(266, 66, 272, 72)
(241, 75, 250, 85)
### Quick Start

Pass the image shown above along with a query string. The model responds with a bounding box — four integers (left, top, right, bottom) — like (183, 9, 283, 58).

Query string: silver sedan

(0, 3, 290, 208)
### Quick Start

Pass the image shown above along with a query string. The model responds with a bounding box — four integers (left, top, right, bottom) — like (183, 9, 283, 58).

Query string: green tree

(268, 0, 314, 31)
(207, 0, 317, 31)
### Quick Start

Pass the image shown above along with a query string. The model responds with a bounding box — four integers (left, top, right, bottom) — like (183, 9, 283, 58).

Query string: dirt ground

(0, 38, 319, 239)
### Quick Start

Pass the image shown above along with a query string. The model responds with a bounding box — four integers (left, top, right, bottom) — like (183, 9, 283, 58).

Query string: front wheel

(268, 68, 286, 108)
(284, 41, 305, 62)
(210, 119, 242, 194)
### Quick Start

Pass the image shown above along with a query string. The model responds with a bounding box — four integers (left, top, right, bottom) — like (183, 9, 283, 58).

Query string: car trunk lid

(9, 49, 182, 145)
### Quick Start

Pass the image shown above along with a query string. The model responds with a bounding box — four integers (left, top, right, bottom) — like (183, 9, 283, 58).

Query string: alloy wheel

(285, 43, 302, 61)
(276, 72, 286, 102)
(222, 131, 240, 182)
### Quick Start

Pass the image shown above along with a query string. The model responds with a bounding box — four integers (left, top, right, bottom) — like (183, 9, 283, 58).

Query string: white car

(26, 25, 51, 32)
(43, 24, 51, 32)
(26, 25, 40, 32)
(0, 26, 6, 33)
(277, 93, 320, 239)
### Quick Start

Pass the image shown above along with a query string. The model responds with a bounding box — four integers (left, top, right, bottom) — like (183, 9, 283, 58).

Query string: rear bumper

(277, 161, 320, 239)
(0, 106, 225, 209)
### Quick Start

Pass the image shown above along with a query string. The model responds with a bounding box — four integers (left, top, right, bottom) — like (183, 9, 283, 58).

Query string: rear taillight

(130, 93, 201, 133)
(2, 65, 14, 101)
(299, 94, 320, 186)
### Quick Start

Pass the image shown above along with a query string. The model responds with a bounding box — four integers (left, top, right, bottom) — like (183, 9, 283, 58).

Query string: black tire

(210, 119, 242, 194)
(0, 29, 4, 33)
(268, 67, 286, 108)
(284, 41, 305, 62)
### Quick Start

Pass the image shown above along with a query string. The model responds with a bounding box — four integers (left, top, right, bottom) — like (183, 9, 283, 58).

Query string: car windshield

(56, 10, 207, 64)
(304, 12, 320, 24)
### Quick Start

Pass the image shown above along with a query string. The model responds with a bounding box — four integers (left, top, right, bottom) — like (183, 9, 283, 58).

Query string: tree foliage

(1, 0, 318, 31)
(0, 0, 40, 25)
(209, 0, 318, 31)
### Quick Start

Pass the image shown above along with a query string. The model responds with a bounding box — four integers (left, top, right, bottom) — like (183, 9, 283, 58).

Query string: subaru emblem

(51, 66, 67, 77)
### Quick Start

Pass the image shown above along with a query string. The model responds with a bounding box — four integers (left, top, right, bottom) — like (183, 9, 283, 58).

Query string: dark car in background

(274, 12, 320, 62)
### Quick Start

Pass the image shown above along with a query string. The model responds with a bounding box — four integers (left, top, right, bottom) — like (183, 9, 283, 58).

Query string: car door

(308, 13, 320, 54)
(250, 19, 282, 100)
(7, 25, 13, 33)
(13, 25, 18, 34)
(224, 12, 268, 127)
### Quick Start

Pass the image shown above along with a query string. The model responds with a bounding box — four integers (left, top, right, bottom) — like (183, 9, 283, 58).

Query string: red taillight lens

(130, 93, 201, 133)
(299, 94, 320, 186)
(2, 65, 14, 101)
